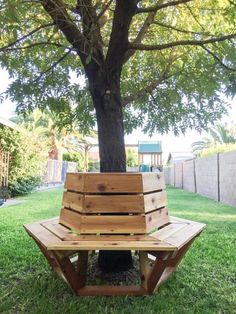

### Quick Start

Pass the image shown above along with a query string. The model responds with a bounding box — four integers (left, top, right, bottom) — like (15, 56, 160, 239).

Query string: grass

(0, 187, 236, 314)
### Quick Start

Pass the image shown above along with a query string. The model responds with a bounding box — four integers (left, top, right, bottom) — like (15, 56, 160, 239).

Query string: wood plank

(47, 239, 176, 251)
(78, 285, 147, 296)
(139, 251, 151, 290)
(77, 251, 88, 289)
(146, 251, 173, 293)
(145, 207, 170, 233)
(24, 222, 62, 248)
(59, 208, 81, 231)
(84, 194, 144, 213)
(83, 173, 143, 193)
(64, 173, 85, 192)
(80, 214, 146, 234)
(62, 191, 84, 212)
(144, 190, 167, 213)
(42, 220, 156, 241)
(150, 222, 188, 241)
(142, 172, 165, 193)
(163, 222, 206, 249)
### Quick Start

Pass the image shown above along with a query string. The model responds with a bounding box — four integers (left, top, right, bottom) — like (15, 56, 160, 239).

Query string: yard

(0, 187, 235, 314)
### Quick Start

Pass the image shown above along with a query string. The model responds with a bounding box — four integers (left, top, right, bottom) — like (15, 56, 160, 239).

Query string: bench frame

(24, 216, 205, 296)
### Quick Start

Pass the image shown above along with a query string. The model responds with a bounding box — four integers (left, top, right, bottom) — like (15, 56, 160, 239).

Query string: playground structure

(137, 141, 162, 169)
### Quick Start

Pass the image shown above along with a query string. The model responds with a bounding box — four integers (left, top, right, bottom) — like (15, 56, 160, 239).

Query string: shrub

(200, 143, 236, 157)
(0, 125, 48, 197)
(63, 152, 84, 171)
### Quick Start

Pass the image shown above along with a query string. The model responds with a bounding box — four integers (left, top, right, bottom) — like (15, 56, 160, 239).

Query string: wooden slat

(144, 190, 167, 213)
(150, 222, 188, 241)
(80, 213, 146, 234)
(142, 172, 165, 193)
(24, 222, 61, 248)
(64, 173, 84, 192)
(42, 220, 156, 242)
(62, 191, 84, 212)
(47, 239, 175, 251)
(59, 207, 81, 231)
(83, 173, 143, 193)
(84, 194, 144, 213)
(78, 285, 147, 296)
(163, 222, 206, 249)
(145, 207, 169, 233)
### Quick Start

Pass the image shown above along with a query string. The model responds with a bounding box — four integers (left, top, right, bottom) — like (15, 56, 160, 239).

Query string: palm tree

(192, 123, 236, 155)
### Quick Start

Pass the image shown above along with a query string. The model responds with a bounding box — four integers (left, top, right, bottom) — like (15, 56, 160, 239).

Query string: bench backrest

(59, 172, 169, 235)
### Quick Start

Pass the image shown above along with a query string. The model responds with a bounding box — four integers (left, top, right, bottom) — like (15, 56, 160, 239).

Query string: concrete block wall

(170, 166, 175, 186)
(174, 163, 183, 188)
(163, 167, 171, 184)
(219, 151, 236, 207)
(183, 160, 195, 193)
(195, 155, 218, 201)
(164, 150, 236, 207)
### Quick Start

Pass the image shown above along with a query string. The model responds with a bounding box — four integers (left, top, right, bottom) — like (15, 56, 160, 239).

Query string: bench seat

(24, 216, 205, 296)
(24, 216, 205, 251)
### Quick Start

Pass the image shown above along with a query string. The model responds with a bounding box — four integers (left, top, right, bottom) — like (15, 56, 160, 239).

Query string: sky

(0, 69, 235, 162)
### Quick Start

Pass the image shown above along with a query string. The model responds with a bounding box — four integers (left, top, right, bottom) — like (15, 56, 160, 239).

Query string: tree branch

(0, 41, 74, 52)
(40, 0, 89, 64)
(152, 21, 211, 36)
(201, 46, 236, 72)
(129, 33, 236, 51)
(97, 0, 113, 23)
(122, 71, 172, 106)
(75, 0, 104, 62)
(123, 10, 157, 63)
(33, 50, 71, 83)
(0, 23, 54, 51)
(136, 0, 193, 13)
(105, 0, 137, 70)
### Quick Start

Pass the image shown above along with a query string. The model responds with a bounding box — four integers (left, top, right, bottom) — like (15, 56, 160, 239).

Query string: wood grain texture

(84, 194, 144, 213)
(142, 172, 166, 192)
(145, 207, 170, 233)
(64, 172, 166, 194)
(144, 190, 167, 213)
(62, 191, 84, 212)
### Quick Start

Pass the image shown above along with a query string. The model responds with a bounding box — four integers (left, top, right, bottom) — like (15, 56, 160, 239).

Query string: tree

(192, 123, 236, 155)
(0, 0, 236, 272)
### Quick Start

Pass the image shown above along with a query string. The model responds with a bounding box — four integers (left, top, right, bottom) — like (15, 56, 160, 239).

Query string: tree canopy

(0, 0, 236, 135)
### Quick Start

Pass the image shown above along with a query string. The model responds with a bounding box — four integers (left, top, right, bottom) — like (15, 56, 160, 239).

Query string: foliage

(0, 125, 48, 196)
(126, 148, 138, 167)
(192, 123, 236, 155)
(63, 152, 84, 171)
(200, 143, 236, 157)
(88, 160, 100, 172)
(0, 1, 236, 135)
(0, 187, 236, 313)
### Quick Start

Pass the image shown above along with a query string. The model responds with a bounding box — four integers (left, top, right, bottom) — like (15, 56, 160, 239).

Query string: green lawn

(0, 187, 236, 314)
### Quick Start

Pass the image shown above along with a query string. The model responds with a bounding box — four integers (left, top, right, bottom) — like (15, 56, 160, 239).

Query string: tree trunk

(88, 69, 133, 272)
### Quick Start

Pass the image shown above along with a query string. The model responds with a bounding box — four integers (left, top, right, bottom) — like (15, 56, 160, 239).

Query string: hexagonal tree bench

(24, 172, 205, 296)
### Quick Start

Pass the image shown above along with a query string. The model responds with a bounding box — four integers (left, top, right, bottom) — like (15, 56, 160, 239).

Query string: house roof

(138, 141, 162, 154)
(167, 152, 195, 164)
(0, 116, 16, 130)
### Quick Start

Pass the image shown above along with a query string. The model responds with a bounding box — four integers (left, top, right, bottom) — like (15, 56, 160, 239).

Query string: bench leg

(146, 237, 197, 294)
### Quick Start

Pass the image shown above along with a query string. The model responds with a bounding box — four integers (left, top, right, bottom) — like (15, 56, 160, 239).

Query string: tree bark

(88, 68, 133, 272)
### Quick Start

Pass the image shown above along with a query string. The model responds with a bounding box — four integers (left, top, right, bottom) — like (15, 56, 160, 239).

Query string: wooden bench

(24, 172, 205, 296)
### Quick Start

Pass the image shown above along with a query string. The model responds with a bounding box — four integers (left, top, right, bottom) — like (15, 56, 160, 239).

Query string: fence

(164, 150, 236, 207)
(43, 160, 78, 184)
